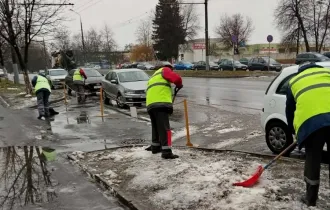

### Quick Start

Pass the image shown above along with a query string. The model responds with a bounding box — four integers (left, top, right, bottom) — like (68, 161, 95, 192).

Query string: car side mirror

(110, 79, 118, 84)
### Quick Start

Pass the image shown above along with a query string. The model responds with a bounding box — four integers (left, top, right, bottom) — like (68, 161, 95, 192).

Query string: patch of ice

(172, 126, 198, 141)
(24, 94, 32, 98)
(7, 87, 18, 90)
(217, 127, 242, 134)
(59, 187, 75, 193)
(201, 122, 224, 133)
(72, 151, 85, 159)
(245, 130, 263, 140)
(103, 170, 117, 178)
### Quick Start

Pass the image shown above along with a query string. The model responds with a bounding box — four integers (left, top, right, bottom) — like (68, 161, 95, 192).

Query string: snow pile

(172, 126, 198, 141)
(210, 138, 244, 149)
(79, 147, 330, 210)
(217, 126, 242, 134)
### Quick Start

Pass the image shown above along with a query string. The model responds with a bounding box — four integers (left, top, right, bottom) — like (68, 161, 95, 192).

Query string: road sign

(193, 43, 205, 50)
(267, 35, 273, 43)
(231, 35, 237, 43)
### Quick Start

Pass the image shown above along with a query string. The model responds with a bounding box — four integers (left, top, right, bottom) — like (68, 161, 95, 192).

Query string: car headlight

(125, 89, 135, 94)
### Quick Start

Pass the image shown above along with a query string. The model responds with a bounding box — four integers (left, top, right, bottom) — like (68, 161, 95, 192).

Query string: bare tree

(180, 2, 200, 41)
(0, 0, 68, 94)
(101, 23, 116, 52)
(214, 13, 254, 50)
(85, 28, 102, 53)
(54, 27, 71, 50)
(136, 18, 153, 47)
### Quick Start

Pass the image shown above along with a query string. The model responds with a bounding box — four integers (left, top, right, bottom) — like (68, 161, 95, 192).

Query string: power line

(77, 0, 103, 13)
(111, 11, 151, 28)
(75, 0, 97, 10)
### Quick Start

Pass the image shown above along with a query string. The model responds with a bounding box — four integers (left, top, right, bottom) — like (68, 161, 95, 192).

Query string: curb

(105, 105, 151, 122)
(67, 153, 145, 210)
(0, 95, 10, 108)
(66, 145, 311, 210)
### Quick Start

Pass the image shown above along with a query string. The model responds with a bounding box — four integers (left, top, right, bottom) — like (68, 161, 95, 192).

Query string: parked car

(219, 60, 247, 71)
(120, 63, 131, 69)
(295, 52, 330, 64)
(323, 52, 330, 59)
(0, 69, 6, 78)
(39, 70, 45, 74)
(248, 57, 282, 71)
(102, 69, 149, 108)
(239, 58, 250, 66)
(137, 62, 155, 70)
(150, 61, 173, 70)
(193, 61, 219, 70)
(65, 68, 103, 96)
(174, 61, 193, 70)
(217, 58, 229, 65)
(261, 61, 330, 154)
(46, 68, 67, 89)
(94, 65, 101, 70)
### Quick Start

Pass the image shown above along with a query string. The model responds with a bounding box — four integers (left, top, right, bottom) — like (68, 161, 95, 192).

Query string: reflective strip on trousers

(151, 142, 160, 146)
(162, 146, 172, 149)
(147, 82, 171, 91)
(295, 83, 330, 100)
(304, 176, 320, 185)
(290, 70, 330, 88)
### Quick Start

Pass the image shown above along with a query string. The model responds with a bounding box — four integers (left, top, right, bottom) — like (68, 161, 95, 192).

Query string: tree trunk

(13, 46, 32, 94)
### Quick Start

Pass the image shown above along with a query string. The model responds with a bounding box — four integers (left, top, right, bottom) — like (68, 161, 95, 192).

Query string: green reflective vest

(289, 67, 330, 136)
(146, 68, 172, 108)
(35, 75, 51, 93)
(42, 147, 56, 161)
(73, 69, 83, 81)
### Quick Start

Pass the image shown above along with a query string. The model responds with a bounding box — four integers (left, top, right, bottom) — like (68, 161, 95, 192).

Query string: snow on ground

(209, 138, 244, 149)
(217, 126, 243, 134)
(73, 147, 330, 210)
(172, 125, 198, 141)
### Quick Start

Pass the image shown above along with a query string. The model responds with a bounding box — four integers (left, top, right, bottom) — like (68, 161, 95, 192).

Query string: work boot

(301, 184, 319, 207)
(37, 115, 43, 120)
(151, 146, 161, 154)
(145, 146, 152, 151)
(161, 149, 179, 159)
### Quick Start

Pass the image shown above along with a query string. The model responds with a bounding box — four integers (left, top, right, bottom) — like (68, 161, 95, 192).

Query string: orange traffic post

(184, 99, 193, 147)
(100, 87, 104, 120)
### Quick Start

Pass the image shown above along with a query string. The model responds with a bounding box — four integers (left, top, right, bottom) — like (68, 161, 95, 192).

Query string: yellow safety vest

(146, 68, 172, 108)
(35, 75, 51, 93)
(289, 67, 330, 136)
(73, 69, 83, 81)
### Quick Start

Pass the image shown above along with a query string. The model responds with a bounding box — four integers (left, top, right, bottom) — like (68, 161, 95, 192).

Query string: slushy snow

(74, 147, 330, 210)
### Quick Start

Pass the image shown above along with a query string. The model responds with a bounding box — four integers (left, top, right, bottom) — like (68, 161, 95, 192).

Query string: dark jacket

(31, 73, 51, 95)
(285, 63, 330, 146)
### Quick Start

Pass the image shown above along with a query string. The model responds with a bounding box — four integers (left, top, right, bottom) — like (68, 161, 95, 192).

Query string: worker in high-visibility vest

(73, 68, 87, 103)
(31, 73, 52, 120)
(145, 64, 183, 159)
(286, 62, 330, 207)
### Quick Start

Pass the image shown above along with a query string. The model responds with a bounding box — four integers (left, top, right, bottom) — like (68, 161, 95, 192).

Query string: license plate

(94, 85, 101, 89)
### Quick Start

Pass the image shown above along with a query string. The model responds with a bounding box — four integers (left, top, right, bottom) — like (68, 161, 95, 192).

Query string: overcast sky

(65, 0, 282, 50)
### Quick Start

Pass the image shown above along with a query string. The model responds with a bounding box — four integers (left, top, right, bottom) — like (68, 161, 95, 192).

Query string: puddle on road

(0, 146, 57, 210)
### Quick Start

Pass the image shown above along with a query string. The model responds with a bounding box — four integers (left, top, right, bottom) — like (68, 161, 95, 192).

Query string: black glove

(176, 85, 183, 90)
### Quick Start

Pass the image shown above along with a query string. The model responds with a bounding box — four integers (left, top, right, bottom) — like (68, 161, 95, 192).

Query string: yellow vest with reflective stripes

(35, 75, 51, 93)
(289, 67, 330, 135)
(73, 69, 83, 81)
(146, 68, 172, 107)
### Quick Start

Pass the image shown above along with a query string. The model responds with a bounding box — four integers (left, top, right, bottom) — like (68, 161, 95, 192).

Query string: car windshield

(49, 69, 67, 76)
(263, 58, 278, 64)
(117, 71, 149, 83)
(315, 53, 329, 59)
(182, 61, 192, 65)
(83, 68, 102, 77)
(234, 61, 241, 65)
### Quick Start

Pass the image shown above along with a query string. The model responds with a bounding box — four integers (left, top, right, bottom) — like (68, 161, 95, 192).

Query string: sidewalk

(18, 155, 127, 210)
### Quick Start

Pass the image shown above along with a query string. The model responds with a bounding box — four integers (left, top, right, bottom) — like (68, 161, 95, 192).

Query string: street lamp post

(70, 9, 86, 64)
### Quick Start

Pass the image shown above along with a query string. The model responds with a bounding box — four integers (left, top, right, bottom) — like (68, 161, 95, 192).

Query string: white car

(261, 61, 330, 154)
(46, 68, 67, 89)
(94, 65, 101, 70)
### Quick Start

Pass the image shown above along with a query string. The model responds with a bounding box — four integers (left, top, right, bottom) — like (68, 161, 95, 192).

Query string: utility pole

(165, 1, 209, 70)
(70, 9, 86, 65)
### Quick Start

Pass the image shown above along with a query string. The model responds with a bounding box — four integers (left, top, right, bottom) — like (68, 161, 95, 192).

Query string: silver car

(46, 68, 67, 89)
(102, 69, 149, 108)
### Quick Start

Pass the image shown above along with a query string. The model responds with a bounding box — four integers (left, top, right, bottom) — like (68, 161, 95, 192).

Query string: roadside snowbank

(72, 147, 330, 210)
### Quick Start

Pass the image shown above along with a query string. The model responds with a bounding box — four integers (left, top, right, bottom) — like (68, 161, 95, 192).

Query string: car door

(108, 72, 119, 99)
(103, 72, 112, 96)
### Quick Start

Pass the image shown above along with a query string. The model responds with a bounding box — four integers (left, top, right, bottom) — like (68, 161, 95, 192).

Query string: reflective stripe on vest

(73, 69, 83, 81)
(35, 75, 51, 93)
(146, 68, 172, 107)
(289, 67, 330, 135)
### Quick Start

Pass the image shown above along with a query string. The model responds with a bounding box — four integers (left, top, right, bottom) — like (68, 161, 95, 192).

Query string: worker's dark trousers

(75, 84, 85, 103)
(303, 126, 330, 205)
(148, 108, 173, 154)
(36, 90, 50, 117)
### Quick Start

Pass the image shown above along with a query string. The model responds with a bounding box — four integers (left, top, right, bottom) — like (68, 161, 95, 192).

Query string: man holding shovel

(145, 64, 183, 159)
(286, 62, 330, 207)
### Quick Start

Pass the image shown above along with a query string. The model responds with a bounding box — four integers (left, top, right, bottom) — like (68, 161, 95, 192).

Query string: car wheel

(103, 90, 110, 105)
(266, 121, 295, 155)
(116, 93, 126, 109)
(195, 67, 198, 71)
(263, 66, 268, 71)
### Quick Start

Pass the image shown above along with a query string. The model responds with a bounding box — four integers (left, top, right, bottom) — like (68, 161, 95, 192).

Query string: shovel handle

(264, 140, 297, 170)
(172, 87, 180, 102)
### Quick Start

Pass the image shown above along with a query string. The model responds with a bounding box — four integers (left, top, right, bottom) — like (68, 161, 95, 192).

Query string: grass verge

(0, 78, 25, 94)
(145, 70, 278, 78)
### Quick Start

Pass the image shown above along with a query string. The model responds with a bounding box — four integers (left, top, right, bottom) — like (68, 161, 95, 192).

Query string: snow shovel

(233, 139, 297, 187)
(172, 87, 181, 102)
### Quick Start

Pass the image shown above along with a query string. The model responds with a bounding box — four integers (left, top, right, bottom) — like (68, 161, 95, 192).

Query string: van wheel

(266, 121, 295, 155)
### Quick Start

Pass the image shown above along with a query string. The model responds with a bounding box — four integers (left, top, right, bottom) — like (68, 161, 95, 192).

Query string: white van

(261, 62, 330, 154)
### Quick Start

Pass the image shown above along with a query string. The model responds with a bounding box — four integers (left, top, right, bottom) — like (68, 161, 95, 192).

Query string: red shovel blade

(232, 165, 263, 187)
